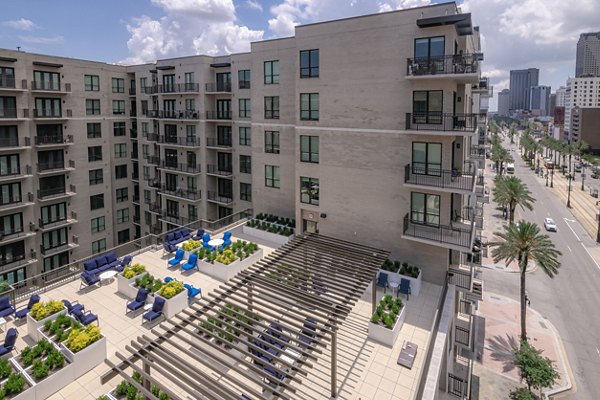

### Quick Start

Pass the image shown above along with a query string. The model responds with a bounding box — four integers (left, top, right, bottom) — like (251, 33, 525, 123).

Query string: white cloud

(150, 0, 235, 21)
(245, 0, 263, 12)
(193, 22, 263, 55)
(121, 16, 180, 64)
(2, 18, 36, 30)
(18, 35, 64, 44)
(267, 0, 318, 37)
(378, 0, 431, 12)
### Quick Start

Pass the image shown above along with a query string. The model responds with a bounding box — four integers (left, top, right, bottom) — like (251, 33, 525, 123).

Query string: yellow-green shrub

(122, 263, 146, 279)
(158, 280, 184, 299)
(30, 300, 65, 321)
(215, 249, 237, 265)
(181, 240, 201, 251)
(65, 324, 101, 353)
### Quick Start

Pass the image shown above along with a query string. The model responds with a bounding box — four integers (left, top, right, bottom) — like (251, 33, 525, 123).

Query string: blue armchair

(181, 254, 198, 272)
(192, 228, 205, 241)
(126, 288, 150, 314)
(163, 242, 177, 255)
(143, 297, 165, 324)
(201, 233, 213, 251)
(116, 255, 132, 272)
(0, 328, 18, 357)
(72, 308, 99, 326)
(15, 294, 40, 320)
(376, 272, 389, 293)
(398, 278, 411, 300)
(80, 271, 100, 290)
(220, 231, 232, 250)
(168, 249, 185, 267)
(0, 297, 15, 319)
(184, 283, 202, 301)
(62, 299, 85, 315)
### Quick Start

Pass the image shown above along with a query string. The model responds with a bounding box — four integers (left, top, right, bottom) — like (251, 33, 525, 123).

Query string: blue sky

(1, 0, 598, 110)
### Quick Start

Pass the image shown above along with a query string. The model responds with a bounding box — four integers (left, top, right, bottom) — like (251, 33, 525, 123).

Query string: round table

(388, 281, 399, 296)
(99, 270, 118, 284)
(208, 238, 224, 248)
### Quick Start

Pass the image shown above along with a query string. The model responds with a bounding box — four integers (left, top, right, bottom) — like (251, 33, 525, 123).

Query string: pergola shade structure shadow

(101, 233, 389, 400)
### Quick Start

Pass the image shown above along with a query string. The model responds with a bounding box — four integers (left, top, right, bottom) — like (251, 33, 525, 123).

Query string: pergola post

(372, 273, 377, 315)
(331, 330, 337, 398)
(143, 361, 151, 398)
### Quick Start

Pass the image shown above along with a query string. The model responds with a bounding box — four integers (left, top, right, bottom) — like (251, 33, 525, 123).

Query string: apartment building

(564, 76, 600, 140)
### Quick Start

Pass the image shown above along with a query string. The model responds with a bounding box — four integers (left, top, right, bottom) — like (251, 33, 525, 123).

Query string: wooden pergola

(101, 233, 389, 400)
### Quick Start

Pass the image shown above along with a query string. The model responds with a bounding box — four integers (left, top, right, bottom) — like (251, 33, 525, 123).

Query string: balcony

(40, 235, 79, 256)
(455, 311, 474, 350)
(405, 113, 478, 135)
(147, 156, 160, 166)
(37, 160, 75, 175)
(132, 194, 140, 204)
(406, 54, 480, 83)
(34, 135, 74, 147)
(159, 186, 202, 201)
(39, 211, 78, 231)
(142, 86, 158, 95)
(471, 77, 490, 94)
(157, 83, 200, 94)
(0, 137, 31, 152)
(149, 224, 163, 235)
(158, 161, 202, 174)
(33, 109, 71, 119)
(146, 178, 162, 189)
(159, 213, 193, 226)
(469, 145, 486, 160)
(0, 77, 27, 91)
(404, 164, 476, 194)
(31, 81, 71, 93)
(0, 192, 34, 212)
(129, 88, 137, 96)
(131, 151, 139, 160)
(402, 213, 475, 252)
(148, 202, 162, 214)
(206, 137, 232, 150)
(205, 82, 232, 93)
(0, 108, 28, 121)
(155, 136, 201, 147)
(207, 190, 233, 205)
(0, 165, 32, 182)
(206, 110, 232, 121)
(448, 353, 473, 399)
(206, 164, 233, 178)
(145, 110, 199, 120)
(37, 184, 76, 201)
(133, 215, 141, 224)
(448, 263, 483, 301)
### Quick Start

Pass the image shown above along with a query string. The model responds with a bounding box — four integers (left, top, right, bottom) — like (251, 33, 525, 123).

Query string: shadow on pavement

(487, 333, 519, 373)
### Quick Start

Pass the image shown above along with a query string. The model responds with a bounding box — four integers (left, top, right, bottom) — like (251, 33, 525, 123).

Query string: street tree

(492, 176, 534, 224)
(513, 339, 560, 398)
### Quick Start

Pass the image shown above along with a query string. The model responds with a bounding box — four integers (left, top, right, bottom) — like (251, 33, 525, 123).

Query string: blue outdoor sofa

(162, 229, 192, 254)
(82, 251, 130, 276)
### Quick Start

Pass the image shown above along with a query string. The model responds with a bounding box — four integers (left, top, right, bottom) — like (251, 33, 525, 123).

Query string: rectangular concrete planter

(379, 269, 422, 297)
(60, 335, 107, 379)
(117, 272, 147, 298)
(242, 225, 294, 245)
(160, 289, 188, 319)
(6, 359, 35, 400)
(23, 360, 74, 400)
(27, 309, 67, 342)
(201, 248, 263, 282)
(368, 305, 407, 347)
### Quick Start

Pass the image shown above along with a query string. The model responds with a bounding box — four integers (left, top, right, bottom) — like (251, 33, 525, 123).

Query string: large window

(35, 98, 61, 117)
(90, 194, 104, 210)
(92, 239, 106, 254)
(114, 121, 126, 136)
(34, 71, 60, 91)
(112, 77, 125, 93)
(300, 93, 319, 120)
(117, 229, 130, 245)
(412, 142, 442, 176)
(0, 126, 18, 147)
(0, 67, 15, 88)
(0, 97, 16, 118)
(412, 90, 443, 124)
(0, 154, 20, 176)
(86, 99, 101, 115)
(240, 155, 251, 174)
(88, 146, 102, 162)
(117, 208, 129, 224)
(112, 100, 125, 114)
(84, 75, 99, 91)
(239, 99, 251, 118)
(300, 177, 319, 205)
(89, 169, 103, 185)
(264, 96, 279, 119)
(414, 36, 445, 60)
(114, 143, 127, 158)
(300, 49, 319, 78)
(0, 241, 25, 267)
(265, 131, 280, 154)
(238, 69, 251, 89)
(240, 182, 251, 201)
(43, 252, 68, 272)
(87, 123, 101, 138)
(166, 199, 179, 217)
(0, 213, 23, 236)
(264, 61, 279, 84)
(239, 127, 251, 146)
(40, 202, 66, 226)
(410, 192, 440, 226)
(42, 227, 67, 251)
(116, 187, 128, 203)
(115, 164, 127, 179)
(265, 165, 280, 188)
(300, 135, 319, 163)
(0, 182, 21, 206)
(91, 216, 105, 233)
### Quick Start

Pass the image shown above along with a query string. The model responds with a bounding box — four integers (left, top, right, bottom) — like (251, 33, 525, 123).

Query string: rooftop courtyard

(1, 224, 442, 400)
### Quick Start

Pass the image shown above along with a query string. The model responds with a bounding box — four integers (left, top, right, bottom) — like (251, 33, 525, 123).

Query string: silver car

(544, 217, 557, 232)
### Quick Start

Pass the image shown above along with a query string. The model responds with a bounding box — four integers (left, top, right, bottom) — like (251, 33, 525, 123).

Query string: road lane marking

(563, 218, 581, 242)
(596, 347, 600, 358)
(581, 244, 600, 272)
(567, 246, 572, 252)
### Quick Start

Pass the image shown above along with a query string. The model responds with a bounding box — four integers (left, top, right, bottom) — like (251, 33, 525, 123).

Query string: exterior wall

(576, 32, 600, 78)
(509, 68, 539, 113)
(572, 107, 600, 151)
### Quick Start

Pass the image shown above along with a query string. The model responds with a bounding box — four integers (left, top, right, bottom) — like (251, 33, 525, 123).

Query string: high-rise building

(576, 32, 600, 77)
(570, 107, 600, 151)
(497, 89, 510, 116)
(549, 93, 556, 117)
(529, 85, 551, 116)
(564, 77, 600, 140)
(508, 68, 539, 113)
(555, 86, 567, 106)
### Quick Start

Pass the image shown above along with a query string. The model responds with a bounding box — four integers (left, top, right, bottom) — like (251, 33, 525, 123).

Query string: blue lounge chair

(168, 249, 184, 267)
(299, 318, 316, 346)
(0, 297, 14, 319)
(219, 231, 232, 250)
(192, 228, 205, 241)
(376, 272, 389, 293)
(184, 283, 202, 300)
(80, 271, 100, 290)
(62, 299, 85, 315)
(181, 254, 198, 272)
(143, 297, 165, 324)
(72, 308, 99, 326)
(14, 294, 40, 320)
(398, 278, 411, 300)
(126, 288, 149, 314)
(201, 233, 213, 251)
(0, 328, 18, 356)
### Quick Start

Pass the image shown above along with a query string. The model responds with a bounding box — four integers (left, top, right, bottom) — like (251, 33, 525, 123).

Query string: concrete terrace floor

(6, 228, 442, 400)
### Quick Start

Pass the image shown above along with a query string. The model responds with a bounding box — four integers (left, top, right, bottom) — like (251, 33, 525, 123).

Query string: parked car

(544, 217, 557, 232)
(575, 164, 582, 172)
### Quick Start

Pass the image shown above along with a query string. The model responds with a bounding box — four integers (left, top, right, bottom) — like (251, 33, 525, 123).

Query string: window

(112, 77, 125, 93)
(300, 177, 319, 205)
(162, 74, 175, 92)
(240, 182, 251, 201)
(117, 208, 129, 224)
(300, 93, 319, 120)
(217, 152, 232, 173)
(185, 72, 194, 84)
(118, 229, 130, 245)
(216, 99, 231, 119)
(113, 121, 126, 136)
(239, 99, 251, 118)
(116, 187, 128, 203)
(187, 176, 197, 191)
(35, 98, 61, 117)
(0, 154, 19, 176)
(87, 123, 101, 138)
(42, 227, 67, 251)
(114, 143, 127, 158)
(90, 194, 104, 210)
(0, 213, 23, 236)
(240, 155, 252, 174)
(412, 90, 443, 123)
(217, 126, 232, 146)
(265, 165, 280, 188)
(92, 238, 106, 254)
(84, 75, 99, 91)
(115, 164, 127, 179)
(0, 182, 20, 206)
(239, 127, 251, 146)
(143, 190, 151, 204)
(166, 199, 179, 217)
(238, 69, 251, 89)
(142, 145, 149, 159)
(40, 203, 66, 226)
(139, 77, 147, 90)
(414, 36, 445, 60)
(300, 49, 319, 78)
(34, 71, 60, 90)
(185, 98, 195, 111)
(88, 146, 102, 162)
(43, 252, 68, 272)
(86, 99, 100, 115)
(91, 216, 106, 233)
(0, 241, 25, 267)
(264, 61, 280, 84)
(264, 96, 279, 119)
(216, 72, 231, 92)
(89, 169, 103, 185)
(0, 126, 18, 147)
(143, 166, 150, 180)
(112, 100, 125, 114)
(412, 142, 442, 176)
(265, 131, 280, 154)
(188, 205, 198, 222)
(0, 67, 15, 88)
(411, 192, 440, 226)
(300, 136, 319, 163)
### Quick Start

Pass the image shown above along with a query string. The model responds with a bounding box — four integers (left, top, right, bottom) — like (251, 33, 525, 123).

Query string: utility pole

(567, 173, 572, 208)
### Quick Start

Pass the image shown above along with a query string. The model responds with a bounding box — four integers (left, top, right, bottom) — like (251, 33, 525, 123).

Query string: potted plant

(368, 295, 406, 346)
(38, 314, 82, 344)
(117, 263, 147, 298)
(156, 281, 187, 319)
(61, 324, 107, 379)
(451, 167, 462, 181)
(27, 300, 67, 341)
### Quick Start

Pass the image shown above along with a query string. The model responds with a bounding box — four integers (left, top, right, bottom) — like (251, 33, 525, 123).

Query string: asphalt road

(484, 139, 600, 399)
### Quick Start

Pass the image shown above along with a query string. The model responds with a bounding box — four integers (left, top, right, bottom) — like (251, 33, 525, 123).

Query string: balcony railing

(31, 81, 71, 92)
(159, 186, 202, 201)
(0, 76, 16, 89)
(133, 215, 140, 223)
(40, 235, 78, 256)
(0, 165, 28, 178)
(131, 152, 139, 160)
(448, 262, 484, 300)
(0, 108, 17, 119)
(0, 137, 30, 148)
(206, 110, 232, 120)
(402, 213, 475, 250)
(39, 210, 78, 230)
(205, 82, 232, 93)
(159, 161, 202, 174)
(156, 136, 201, 147)
(157, 83, 200, 93)
(37, 184, 75, 199)
(146, 110, 199, 119)
(37, 160, 68, 172)
(472, 76, 489, 91)
(404, 164, 476, 192)
(470, 145, 486, 159)
(405, 113, 478, 132)
(206, 164, 233, 177)
(149, 202, 162, 214)
(147, 179, 161, 189)
(34, 109, 68, 118)
(207, 190, 233, 204)
(147, 156, 161, 166)
(150, 224, 163, 235)
(406, 54, 480, 76)
(206, 137, 232, 148)
(159, 214, 194, 226)
(34, 135, 74, 146)
(129, 88, 137, 96)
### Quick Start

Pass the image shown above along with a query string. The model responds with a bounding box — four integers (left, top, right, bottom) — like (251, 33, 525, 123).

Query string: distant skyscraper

(509, 68, 539, 113)
(498, 89, 510, 116)
(549, 93, 556, 117)
(576, 32, 600, 77)
(555, 86, 567, 107)
(530, 85, 551, 116)
(564, 77, 600, 139)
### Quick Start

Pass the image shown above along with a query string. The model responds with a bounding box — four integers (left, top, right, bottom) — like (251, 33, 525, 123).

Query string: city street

(483, 139, 600, 399)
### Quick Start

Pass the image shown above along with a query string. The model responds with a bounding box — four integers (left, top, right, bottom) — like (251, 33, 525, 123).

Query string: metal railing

(207, 190, 233, 204)
(405, 113, 478, 132)
(0, 108, 17, 118)
(206, 164, 233, 176)
(404, 164, 476, 192)
(0, 76, 16, 88)
(159, 213, 194, 226)
(159, 161, 202, 174)
(147, 156, 160, 166)
(149, 202, 162, 214)
(129, 88, 136, 95)
(205, 82, 232, 92)
(142, 86, 157, 95)
(146, 110, 200, 119)
(447, 373, 468, 397)
(470, 145, 486, 159)
(156, 136, 201, 147)
(206, 137, 232, 148)
(448, 268, 471, 290)
(156, 83, 199, 93)
(402, 213, 475, 249)
(37, 160, 65, 172)
(206, 110, 232, 120)
(472, 76, 489, 91)
(0, 137, 30, 148)
(406, 53, 480, 76)
(31, 81, 71, 92)
(39, 210, 77, 229)
(159, 186, 202, 200)
(455, 325, 471, 347)
(34, 135, 73, 146)
(37, 184, 75, 199)
(0, 166, 22, 178)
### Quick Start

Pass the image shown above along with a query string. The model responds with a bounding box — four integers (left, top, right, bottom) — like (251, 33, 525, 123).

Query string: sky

(1, 0, 598, 111)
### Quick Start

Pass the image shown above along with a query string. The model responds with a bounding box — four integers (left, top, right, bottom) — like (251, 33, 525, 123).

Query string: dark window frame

(265, 131, 280, 154)
(265, 165, 280, 188)
(264, 60, 280, 84)
(300, 176, 320, 205)
(300, 49, 319, 78)
(300, 135, 319, 163)
(300, 93, 319, 121)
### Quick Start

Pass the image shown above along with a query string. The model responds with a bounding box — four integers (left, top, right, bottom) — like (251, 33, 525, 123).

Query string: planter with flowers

(242, 214, 295, 245)
(196, 240, 262, 282)
(117, 263, 147, 298)
(368, 295, 406, 347)
(60, 324, 107, 379)
(27, 300, 68, 342)
(156, 280, 187, 319)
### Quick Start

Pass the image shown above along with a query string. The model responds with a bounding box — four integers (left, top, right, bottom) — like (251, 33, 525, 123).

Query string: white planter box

(27, 310, 67, 342)
(7, 358, 36, 400)
(25, 361, 74, 400)
(60, 335, 107, 379)
(160, 289, 188, 319)
(368, 305, 407, 347)
(117, 272, 147, 298)
(203, 248, 264, 282)
(242, 225, 294, 245)
(378, 269, 422, 297)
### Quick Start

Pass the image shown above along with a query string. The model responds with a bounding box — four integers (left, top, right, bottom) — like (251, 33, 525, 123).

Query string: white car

(544, 218, 557, 232)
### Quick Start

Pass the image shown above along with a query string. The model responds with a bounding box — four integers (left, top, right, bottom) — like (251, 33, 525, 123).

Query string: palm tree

(491, 146, 512, 175)
(492, 176, 535, 224)
(572, 139, 589, 161)
(489, 222, 561, 343)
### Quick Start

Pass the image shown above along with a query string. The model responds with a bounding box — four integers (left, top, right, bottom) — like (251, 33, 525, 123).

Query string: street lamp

(546, 169, 549, 186)
(567, 173, 573, 208)
(550, 168, 554, 188)
(582, 168, 586, 191)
